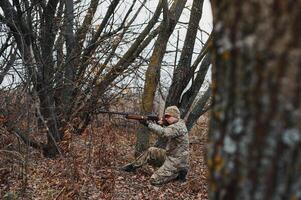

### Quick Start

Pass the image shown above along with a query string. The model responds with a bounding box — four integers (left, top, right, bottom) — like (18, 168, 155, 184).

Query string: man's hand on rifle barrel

(139, 119, 149, 127)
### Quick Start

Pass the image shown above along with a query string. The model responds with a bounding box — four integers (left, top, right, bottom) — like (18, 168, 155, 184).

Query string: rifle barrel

(96, 110, 159, 122)
(96, 110, 129, 116)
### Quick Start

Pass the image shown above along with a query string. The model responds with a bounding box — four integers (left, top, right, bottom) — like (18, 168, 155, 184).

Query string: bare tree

(209, 1, 301, 199)
(165, 0, 207, 110)
(0, 0, 162, 157)
(135, 0, 188, 155)
(186, 87, 211, 131)
(142, 0, 212, 149)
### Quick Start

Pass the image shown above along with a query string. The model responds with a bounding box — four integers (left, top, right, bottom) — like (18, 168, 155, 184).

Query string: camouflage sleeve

(148, 122, 182, 138)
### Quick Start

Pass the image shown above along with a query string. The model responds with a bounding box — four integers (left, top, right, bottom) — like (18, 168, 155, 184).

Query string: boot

(177, 169, 188, 182)
(120, 163, 137, 172)
(150, 179, 164, 186)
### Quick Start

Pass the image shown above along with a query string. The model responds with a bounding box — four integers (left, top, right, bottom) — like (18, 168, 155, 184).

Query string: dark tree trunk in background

(179, 53, 211, 118)
(165, 0, 205, 109)
(209, 1, 301, 199)
(0, 0, 161, 157)
(186, 87, 211, 131)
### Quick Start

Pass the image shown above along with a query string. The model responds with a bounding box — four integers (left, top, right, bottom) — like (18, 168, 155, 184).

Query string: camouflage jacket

(148, 119, 189, 169)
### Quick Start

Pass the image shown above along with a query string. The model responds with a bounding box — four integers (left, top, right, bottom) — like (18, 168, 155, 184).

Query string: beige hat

(164, 106, 180, 119)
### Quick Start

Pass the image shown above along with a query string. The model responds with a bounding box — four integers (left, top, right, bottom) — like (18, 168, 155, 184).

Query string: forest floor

(0, 115, 209, 200)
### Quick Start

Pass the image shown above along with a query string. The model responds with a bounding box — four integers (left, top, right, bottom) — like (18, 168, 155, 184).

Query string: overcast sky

(0, 0, 213, 88)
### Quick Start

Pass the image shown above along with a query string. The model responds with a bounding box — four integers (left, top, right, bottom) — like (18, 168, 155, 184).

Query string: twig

(54, 186, 66, 200)
(0, 149, 25, 161)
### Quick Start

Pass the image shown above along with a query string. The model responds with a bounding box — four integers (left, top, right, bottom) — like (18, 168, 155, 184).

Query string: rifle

(96, 110, 166, 124)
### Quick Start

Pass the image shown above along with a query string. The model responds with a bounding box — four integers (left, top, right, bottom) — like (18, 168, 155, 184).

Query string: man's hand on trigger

(158, 117, 164, 125)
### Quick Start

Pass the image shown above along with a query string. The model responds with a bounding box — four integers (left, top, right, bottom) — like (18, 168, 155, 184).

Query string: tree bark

(209, 1, 301, 199)
(135, 0, 188, 156)
(179, 53, 211, 118)
(61, 0, 76, 114)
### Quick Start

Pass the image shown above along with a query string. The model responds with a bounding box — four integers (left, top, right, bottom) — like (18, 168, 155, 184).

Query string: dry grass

(0, 114, 209, 199)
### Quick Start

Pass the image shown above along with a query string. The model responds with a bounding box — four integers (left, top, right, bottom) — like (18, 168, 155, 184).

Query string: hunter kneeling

(121, 106, 189, 186)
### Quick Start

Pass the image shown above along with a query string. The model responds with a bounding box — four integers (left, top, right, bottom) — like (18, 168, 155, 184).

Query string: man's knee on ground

(150, 178, 163, 186)
(148, 147, 165, 158)
(147, 147, 159, 153)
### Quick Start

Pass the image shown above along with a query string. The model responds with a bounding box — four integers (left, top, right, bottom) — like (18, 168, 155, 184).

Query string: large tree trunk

(135, 0, 187, 156)
(209, 1, 301, 199)
(153, 0, 208, 149)
(165, 0, 205, 108)
(179, 53, 211, 118)
(61, 0, 76, 116)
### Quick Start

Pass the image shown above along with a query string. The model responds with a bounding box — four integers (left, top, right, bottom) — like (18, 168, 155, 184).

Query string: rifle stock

(126, 114, 159, 121)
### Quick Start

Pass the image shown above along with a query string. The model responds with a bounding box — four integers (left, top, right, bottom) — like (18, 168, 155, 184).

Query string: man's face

(164, 114, 179, 125)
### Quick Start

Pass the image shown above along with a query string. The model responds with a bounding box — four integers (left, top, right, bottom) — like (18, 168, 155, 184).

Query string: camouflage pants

(132, 147, 180, 185)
